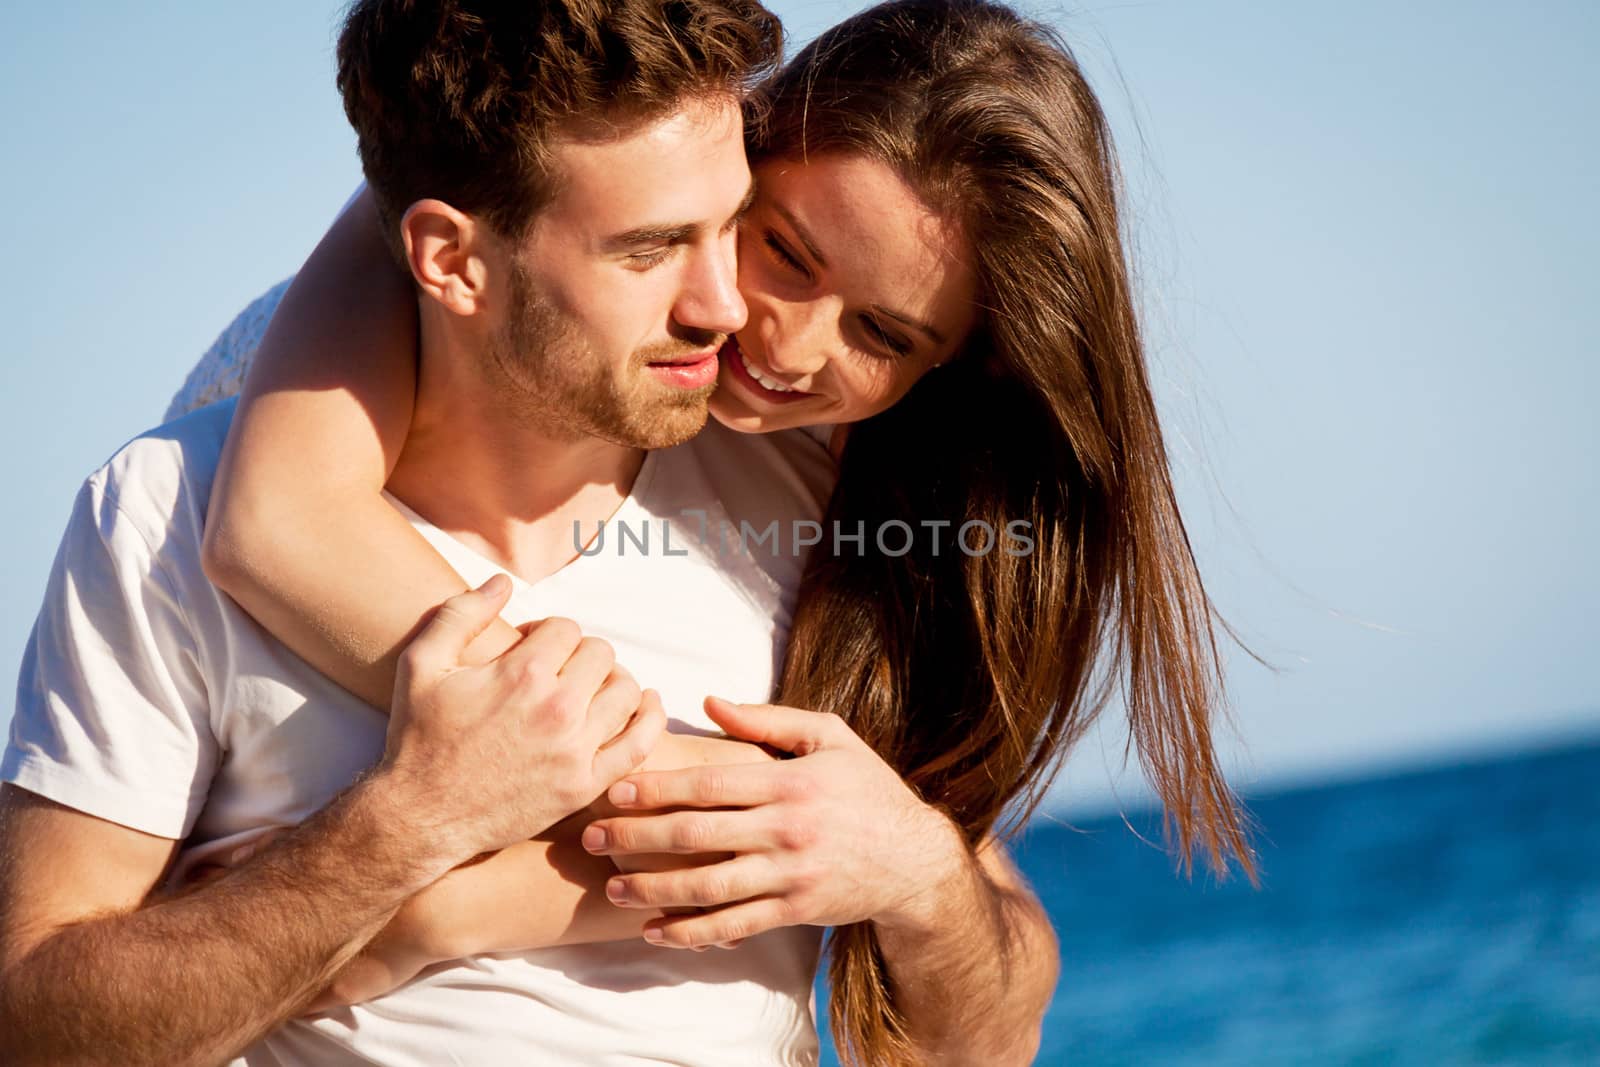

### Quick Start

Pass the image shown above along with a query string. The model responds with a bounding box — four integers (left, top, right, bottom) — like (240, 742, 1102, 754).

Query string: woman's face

(709, 153, 978, 435)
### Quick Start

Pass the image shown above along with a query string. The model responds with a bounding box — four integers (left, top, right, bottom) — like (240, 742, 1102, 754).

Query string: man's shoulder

(85, 398, 234, 555)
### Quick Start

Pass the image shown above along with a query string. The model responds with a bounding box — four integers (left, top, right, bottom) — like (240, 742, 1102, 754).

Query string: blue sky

(2, 2, 1595, 813)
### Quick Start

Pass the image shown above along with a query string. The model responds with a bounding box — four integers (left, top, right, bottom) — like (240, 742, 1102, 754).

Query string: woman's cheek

(844, 360, 915, 423)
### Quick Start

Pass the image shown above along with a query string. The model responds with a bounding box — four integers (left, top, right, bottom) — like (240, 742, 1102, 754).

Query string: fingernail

(229, 843, 257, 865)
(481, 573, 509, 596)
(606, 878, 629, 903)
(582, 826, 608, 852)
(643, 927, 666, 945)
(610, 782, 638, 805)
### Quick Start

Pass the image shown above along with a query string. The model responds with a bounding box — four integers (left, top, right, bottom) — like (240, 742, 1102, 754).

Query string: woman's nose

(764, 303, 836, 378)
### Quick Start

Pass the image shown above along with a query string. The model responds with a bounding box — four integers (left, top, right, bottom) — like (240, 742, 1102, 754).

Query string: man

(0, 1, 1054, 1064)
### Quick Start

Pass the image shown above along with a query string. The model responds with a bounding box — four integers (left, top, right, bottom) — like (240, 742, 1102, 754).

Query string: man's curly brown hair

(336, 0, 782, 252)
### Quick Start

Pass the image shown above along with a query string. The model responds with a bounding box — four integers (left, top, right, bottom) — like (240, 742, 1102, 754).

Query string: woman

(178, 1, 1255, 1063)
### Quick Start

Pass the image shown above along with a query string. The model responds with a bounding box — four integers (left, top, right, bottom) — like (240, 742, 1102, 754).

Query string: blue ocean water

(816, 738, 1600, 1065)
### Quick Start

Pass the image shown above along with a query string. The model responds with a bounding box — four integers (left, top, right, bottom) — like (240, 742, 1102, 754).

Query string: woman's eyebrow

(771, 199, 943, 343)
(772, 203, 828, 267)
(874, 306, 945, 345)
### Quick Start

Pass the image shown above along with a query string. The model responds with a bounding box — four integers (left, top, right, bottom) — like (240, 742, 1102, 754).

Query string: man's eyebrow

(600, 222, 697, 252)
(874, 305, 947, 346)
(601, 181, 759, 252)
(771, 203, 828, 268)
(722, 180, 758, 232)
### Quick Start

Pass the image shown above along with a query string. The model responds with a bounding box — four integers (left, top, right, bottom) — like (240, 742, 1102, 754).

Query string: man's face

(484, 93, 752, 449)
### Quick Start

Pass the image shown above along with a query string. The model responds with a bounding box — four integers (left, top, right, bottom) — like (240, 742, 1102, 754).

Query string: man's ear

(399, 199, 490, 316)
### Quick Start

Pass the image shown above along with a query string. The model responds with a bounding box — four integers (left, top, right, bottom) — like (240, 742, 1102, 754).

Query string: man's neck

(387, 305, 645, 585)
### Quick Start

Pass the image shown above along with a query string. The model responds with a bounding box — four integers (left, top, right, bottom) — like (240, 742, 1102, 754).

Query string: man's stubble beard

(486, 259, 720, 450)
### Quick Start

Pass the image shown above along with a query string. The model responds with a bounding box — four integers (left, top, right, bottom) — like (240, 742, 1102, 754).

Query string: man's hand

(580, 697, 967, 948)
(374, 574, 669, 871)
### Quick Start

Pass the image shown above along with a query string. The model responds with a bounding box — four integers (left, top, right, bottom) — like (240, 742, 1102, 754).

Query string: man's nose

(675, 235, 747, 337)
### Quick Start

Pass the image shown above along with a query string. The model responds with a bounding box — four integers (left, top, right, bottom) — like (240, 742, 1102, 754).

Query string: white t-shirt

(4, 398, 837, 1067)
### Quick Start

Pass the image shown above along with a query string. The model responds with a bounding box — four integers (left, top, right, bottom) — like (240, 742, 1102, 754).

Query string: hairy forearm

(0, 777, 450, 1067)
(872, 818, 1059, 1067)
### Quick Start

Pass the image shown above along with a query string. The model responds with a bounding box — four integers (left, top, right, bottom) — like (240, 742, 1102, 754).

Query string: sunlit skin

(437, 93, 754, 452)
(708, 153, 979, 435)
(388, 94, 755, 571)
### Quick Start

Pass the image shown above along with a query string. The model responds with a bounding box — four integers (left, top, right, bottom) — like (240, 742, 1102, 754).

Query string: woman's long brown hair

(755, 2, 1258, 1062)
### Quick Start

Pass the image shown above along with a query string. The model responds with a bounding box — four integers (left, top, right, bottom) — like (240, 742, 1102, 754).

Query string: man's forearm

(871, 817, 1060, 1066)
(390, 733, 762, 962)
(0, 774, 452, 1067)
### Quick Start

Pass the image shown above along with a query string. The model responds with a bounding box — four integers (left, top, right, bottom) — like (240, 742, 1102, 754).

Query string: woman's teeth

(740, 350, 797, 394)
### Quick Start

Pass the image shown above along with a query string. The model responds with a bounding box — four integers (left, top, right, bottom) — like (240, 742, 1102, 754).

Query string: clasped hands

(177, 696, 963, 1008)
(587, 696, 964, 950)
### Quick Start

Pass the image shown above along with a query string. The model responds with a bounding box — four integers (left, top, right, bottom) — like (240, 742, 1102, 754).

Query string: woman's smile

(720, 335, 815, 405)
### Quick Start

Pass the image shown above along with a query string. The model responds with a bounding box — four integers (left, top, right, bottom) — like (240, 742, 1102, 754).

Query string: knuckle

(693, 769, 726, 806)
(510, 657, 555, 692)
(779, 773, 817, 804)
(541, 616, 583, 646)
(623, 739, 654, 772)
(580, 636, 616, 664)
(541, 690, 585, 727)
(637, 698, 667, 733)
(675, 816, 713, 852)
(396, 644, 430, 679)
(789, 858, 823, 891)
(777, 821, 817, 851)
(609, 679, 644, 719)
(697, 874, 730, 904)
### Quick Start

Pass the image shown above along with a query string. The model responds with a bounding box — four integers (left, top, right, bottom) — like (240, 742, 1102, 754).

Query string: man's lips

(647, 346, 721, 367)
(645, 348, 720, 390)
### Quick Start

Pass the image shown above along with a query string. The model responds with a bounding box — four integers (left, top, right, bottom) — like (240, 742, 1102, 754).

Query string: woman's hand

(164, 829, 286, 899)
(302, 908, 441, 1015)
(580, 698, 968, 949)
(580, 730, 762, 936)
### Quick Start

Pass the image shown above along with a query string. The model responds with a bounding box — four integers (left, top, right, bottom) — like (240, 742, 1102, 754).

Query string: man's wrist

(872, 805, 974, 939)
(338, 769, 469, 893)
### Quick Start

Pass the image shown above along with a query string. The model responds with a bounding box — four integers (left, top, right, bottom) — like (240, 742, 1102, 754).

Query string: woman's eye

(763, 232, 811, 279)
(862, 316, 912, 358)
